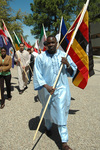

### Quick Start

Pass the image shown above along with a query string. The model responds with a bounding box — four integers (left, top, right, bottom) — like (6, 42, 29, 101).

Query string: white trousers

(17, 66, 29, 90)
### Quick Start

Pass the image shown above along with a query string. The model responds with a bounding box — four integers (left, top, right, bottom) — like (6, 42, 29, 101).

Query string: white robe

(33, 49, 77, 125)
(15, 50, 30, 90)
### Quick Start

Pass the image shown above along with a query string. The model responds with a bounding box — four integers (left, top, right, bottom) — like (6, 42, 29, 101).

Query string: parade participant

(33, 35, 77, 150)
(31, 47, 38, 61)
(14, 43, 30, 94)
(27, 48, 34, 84)
(0, 47, 12, 109)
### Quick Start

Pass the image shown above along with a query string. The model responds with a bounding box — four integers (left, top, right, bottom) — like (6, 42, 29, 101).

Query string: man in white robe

(33, 35, 77, 150)
(15, 43, 30, 94)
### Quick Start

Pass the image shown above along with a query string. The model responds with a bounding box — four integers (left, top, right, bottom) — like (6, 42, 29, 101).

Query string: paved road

(0, 58, 100, 150)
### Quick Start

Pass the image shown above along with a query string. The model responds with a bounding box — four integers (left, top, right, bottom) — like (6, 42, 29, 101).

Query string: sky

(9, 0, 36, 45)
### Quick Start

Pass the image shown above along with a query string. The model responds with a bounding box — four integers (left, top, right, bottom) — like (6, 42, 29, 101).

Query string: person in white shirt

(15, 43, 30, 94)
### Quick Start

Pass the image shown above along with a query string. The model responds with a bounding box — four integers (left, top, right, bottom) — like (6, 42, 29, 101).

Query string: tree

(0, 0, 27, 43)
(24, 0, 78, 38)
(74, 0, 100, 23)
(24, 0, 100, 38)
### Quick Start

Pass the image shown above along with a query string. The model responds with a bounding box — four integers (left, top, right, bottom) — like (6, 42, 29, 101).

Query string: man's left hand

(61, 57, 70, 67)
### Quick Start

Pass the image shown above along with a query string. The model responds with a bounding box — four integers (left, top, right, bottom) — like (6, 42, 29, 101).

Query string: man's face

(47, 37, 57, 54)
(20, 44, 24, 51)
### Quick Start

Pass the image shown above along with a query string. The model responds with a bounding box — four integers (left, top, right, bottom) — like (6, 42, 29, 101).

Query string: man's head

(19, 43, 24, 51)
(47, 35, 57, 54)
(31, 47, 34, 53)
(27, 48, 31, 54)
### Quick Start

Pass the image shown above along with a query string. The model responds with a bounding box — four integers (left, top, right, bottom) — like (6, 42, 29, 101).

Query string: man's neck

(20, 49, 24, 53)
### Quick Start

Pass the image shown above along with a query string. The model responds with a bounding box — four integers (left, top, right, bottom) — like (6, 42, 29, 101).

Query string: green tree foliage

(24, 0, 100, 38)
(0, 0, 26, 43)
(24, 0, 78, 38)
(75, 0, 100, 23)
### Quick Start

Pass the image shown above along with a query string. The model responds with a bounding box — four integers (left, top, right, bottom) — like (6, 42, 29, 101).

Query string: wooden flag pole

(33, 0, 90, 141)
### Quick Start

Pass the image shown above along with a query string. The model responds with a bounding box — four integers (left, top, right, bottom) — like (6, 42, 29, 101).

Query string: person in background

(33, 35, 77, 150)
(31, 47, 38, 61)
(14, 43, 30, 94)
(27, 48, 34, 84)
(0, 47, 12, 109)
(43, 41, 48, 51)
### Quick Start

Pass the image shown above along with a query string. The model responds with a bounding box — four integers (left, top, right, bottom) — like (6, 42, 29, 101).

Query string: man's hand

(22, 66, 25, 70)
(61, 57, 70, 67)
(17, 58, 21, 62)
(43, 84, 56, 95)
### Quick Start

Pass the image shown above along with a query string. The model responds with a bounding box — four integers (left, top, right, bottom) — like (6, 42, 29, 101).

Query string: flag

(2, 21, 15, 68)
(39, 24, 47, 51)
(5, 39, 15, 68)
(2, 19, 13, 44)
(0, 26, 15, 68)
(34, 39, 39, 51)
(20, 35, 32, 49)
(13, 31, 21, 50)
(0, 34, 14, 68)
(59, 9, 94, 89)
(59, 17, 69, 51)
(0, 35, 4, 48)
(0, 27, 8, 45)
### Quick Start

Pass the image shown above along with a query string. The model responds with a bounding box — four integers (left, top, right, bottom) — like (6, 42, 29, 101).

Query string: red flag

(59, 10, 91, 89)
(0, 27, 8, 45)
(2, 19, 13, 44)
(21, 35, 32, 48)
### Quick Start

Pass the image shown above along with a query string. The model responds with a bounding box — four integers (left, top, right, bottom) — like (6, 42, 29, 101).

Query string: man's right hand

(43, 84, 55, 95)
(17, 58, 21, 62)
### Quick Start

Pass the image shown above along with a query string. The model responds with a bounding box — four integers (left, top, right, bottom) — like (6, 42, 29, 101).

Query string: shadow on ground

(29, 116, 62, 150)
(69, 109, 79, 114)
(34, 95, 40, 102)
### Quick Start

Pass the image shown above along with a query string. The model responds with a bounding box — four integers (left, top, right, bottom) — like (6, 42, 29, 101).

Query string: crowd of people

(0, 36, 77, 150)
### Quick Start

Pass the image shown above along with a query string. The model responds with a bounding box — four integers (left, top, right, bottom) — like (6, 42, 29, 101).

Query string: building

(90, 20, 100, 55)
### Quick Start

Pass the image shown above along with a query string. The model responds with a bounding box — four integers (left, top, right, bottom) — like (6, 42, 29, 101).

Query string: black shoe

(19, 90, 24, 94)
(45, 127, 52, 137)
(7, 96, 12, 101)
(0, 103, 5, 109)
(24, 86, 28, 90)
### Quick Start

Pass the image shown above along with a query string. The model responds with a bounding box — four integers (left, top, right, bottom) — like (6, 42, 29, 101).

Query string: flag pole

(33, 0, 90, 141)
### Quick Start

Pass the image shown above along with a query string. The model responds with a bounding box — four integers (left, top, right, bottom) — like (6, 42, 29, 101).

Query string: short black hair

(19, 42, 24, 46)
(47, 35, 57, 41)
(27, 48, 31, 51)
(1, 47, 7, 51)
